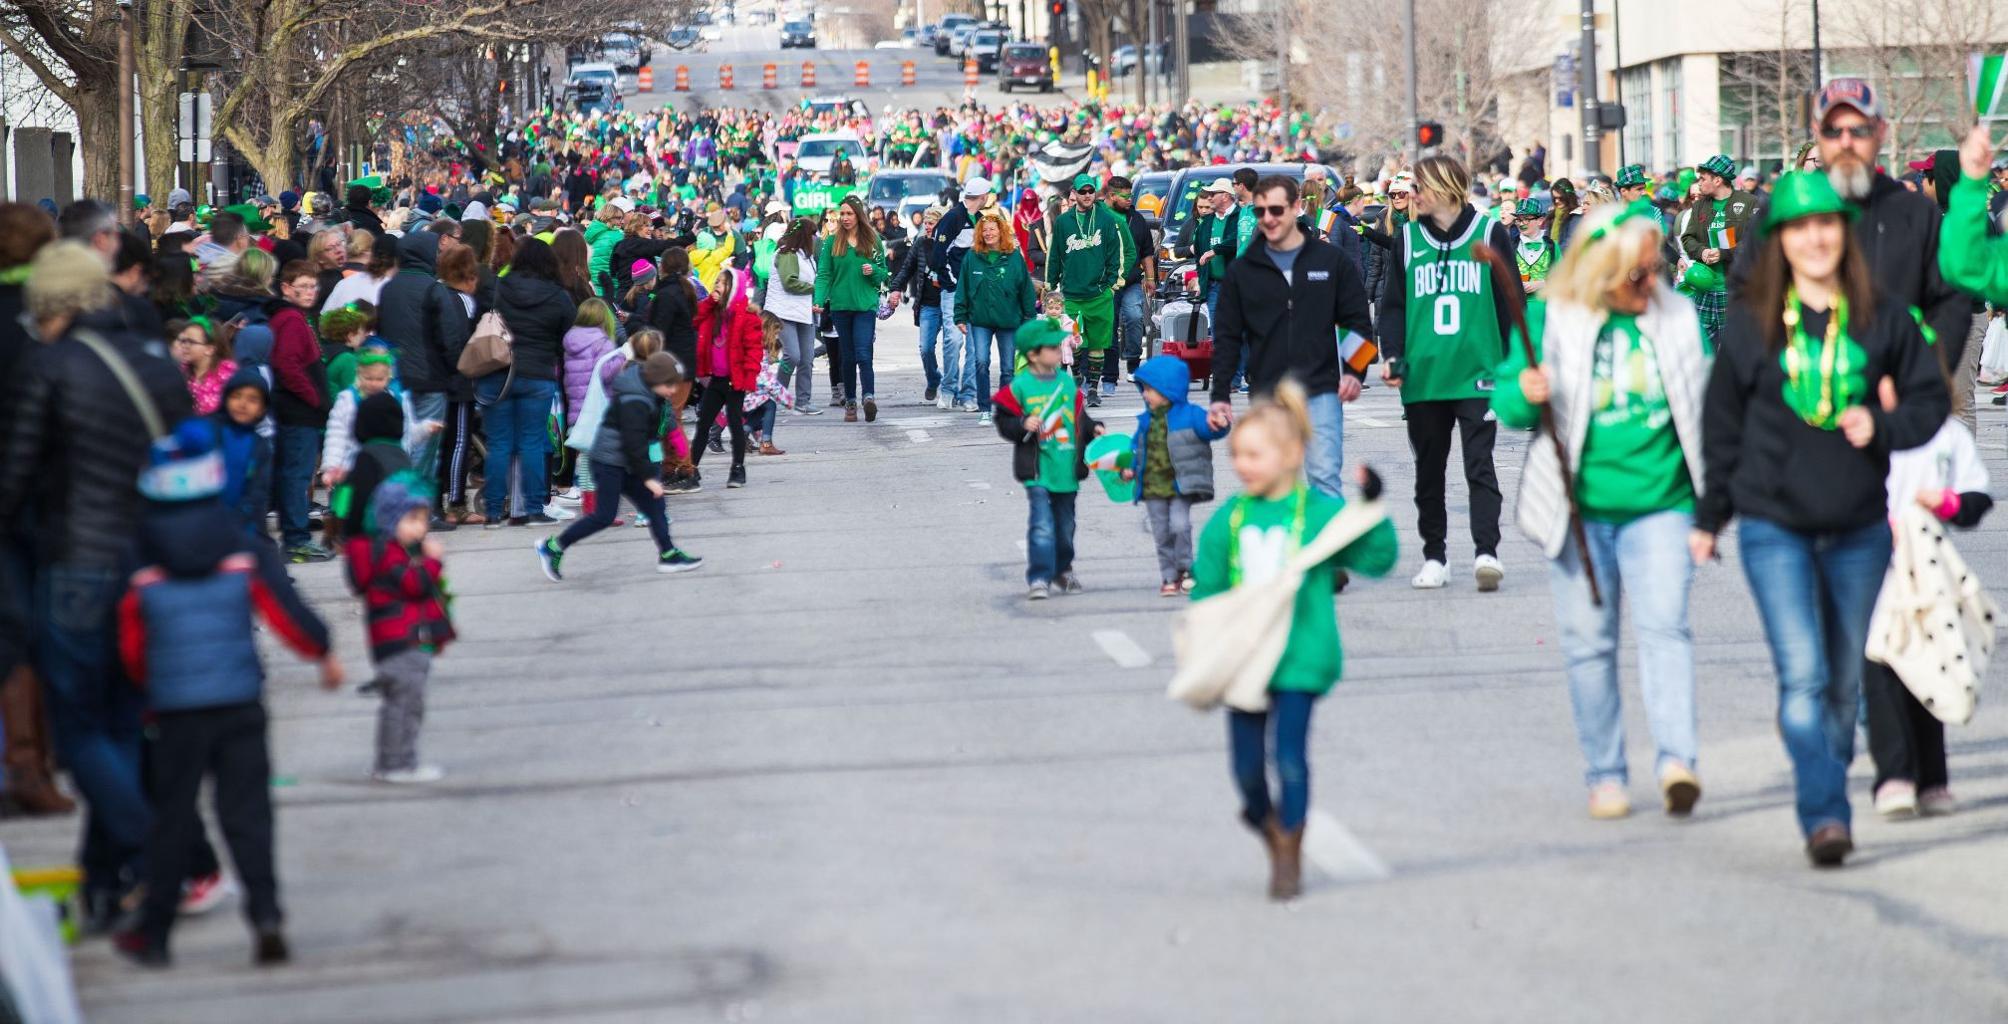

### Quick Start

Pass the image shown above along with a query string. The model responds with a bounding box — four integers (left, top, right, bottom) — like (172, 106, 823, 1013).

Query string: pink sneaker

(179, 871, 235, 916)
(1919, 787, 1958, 816)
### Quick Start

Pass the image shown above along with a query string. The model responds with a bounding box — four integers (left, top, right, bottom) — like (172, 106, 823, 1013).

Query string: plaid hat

(1814, 78, 1880, 124)
(1698, 155, 1737, 180)
(139, 419, 226, 503)
(1613, 164, 1651, 189)
(1515, 198, 1545, 218)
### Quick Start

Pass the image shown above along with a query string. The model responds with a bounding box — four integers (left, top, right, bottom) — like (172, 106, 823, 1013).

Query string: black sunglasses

(1254, 204, 1292, 219)
(1818, 124, 1877, 140)
(1074, 186, 1097, 195)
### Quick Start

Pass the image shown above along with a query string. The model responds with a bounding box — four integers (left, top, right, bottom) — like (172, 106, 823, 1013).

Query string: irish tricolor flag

(1975, 52, 2008, 117)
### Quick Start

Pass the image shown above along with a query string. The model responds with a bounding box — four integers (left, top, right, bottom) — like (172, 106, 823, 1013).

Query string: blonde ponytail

(1235, 377, 1314, 454)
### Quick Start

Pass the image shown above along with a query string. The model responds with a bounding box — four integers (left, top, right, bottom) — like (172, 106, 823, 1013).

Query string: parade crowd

(4, 74, 2008, 977)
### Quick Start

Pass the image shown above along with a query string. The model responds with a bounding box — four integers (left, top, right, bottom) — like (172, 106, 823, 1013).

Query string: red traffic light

(1049, 0, 1065, 15)
(1416, 121, 1444, 148)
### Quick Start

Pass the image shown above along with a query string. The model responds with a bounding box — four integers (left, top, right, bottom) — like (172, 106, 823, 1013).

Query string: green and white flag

(792, 182, 860, 216)
(1974, 51, 2007, 118)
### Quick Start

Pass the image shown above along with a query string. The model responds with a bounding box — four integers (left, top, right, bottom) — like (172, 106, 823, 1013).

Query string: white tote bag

(1168, 500, 1385, 713)
(1981, 315, 2008, 384)
(564, 347, 625, 453)
(1866, 505, 2000, 725)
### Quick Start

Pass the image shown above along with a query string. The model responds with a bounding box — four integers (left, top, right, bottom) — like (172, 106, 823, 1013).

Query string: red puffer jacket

(344, 536, 456, 661)
(694, 268, 764, 392)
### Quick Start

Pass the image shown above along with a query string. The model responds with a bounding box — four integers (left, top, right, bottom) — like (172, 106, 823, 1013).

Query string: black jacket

(339, 394, 412, 538)
(1119, 206, 1155, 288)
(646, 279, 699, 370)
(343, 204, 385, 240)
(1729, 173, 1970, 367)
(1375, 207, 1524, 369)
(376, 233, 471, 395)
(495, 273, 577, 383)
(1212, 234, 1375, 405)
(888, 234, 943, 308)
(0, 327, 195, 567)
(929, 204, 977, 291)
(1698, 299, 1948, 536)
(611, 235, 678, 297)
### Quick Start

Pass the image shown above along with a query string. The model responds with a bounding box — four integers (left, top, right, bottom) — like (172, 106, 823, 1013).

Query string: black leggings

(556, 460, 674, 556)
(691, 377, 747, 469)
(436, 400, 476, 506)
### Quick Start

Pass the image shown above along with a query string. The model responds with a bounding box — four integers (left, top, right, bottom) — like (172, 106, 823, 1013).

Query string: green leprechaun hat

(1762, 170, 1859, 230)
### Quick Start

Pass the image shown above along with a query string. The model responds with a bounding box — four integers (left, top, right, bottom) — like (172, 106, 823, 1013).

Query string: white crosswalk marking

(1304, 809, 1391, 883)
(1091, 629, 1153, 668)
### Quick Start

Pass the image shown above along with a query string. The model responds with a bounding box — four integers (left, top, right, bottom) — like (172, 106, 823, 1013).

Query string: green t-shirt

(1577, 314, 1696, 521)
(1011, 369, 1080, 492)
(1399, 216, 1503, 403)
(326, 350, 357, 396)
(1189, 487, 1399, 694)
(1142, 413, 1176, 499)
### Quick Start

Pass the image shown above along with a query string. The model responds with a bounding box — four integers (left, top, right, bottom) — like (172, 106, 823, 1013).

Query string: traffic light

(1416, 121, 1444, 149)
(1049, 0, 1065, 17)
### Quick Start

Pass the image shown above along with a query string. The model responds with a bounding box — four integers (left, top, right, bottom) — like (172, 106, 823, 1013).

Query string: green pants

(1064, 290, 1115, 352)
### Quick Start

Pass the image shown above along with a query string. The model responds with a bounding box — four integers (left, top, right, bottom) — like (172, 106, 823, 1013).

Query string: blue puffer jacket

(1128, 355, 1229, 503)
(118, 500, 330, 712)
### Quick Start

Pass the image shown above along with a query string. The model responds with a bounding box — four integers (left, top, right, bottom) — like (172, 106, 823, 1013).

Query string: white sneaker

(373, 764, 445, 785)
(1474, 554, 1505, 592)
(1411, 560, 1448, 589)
(1874, 779, 1918, 818)
(552, 486, 582, 505)
(978, 411, 993, 425)
(543, 503, 576, 521)
(936, 393, 951, 410)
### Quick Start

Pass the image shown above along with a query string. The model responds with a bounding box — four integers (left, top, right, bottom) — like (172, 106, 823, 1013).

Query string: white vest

(766, 250, 816, 325)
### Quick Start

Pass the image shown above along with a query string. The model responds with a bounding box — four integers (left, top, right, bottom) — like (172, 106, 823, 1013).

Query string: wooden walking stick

(1472, 243, 1601, 607)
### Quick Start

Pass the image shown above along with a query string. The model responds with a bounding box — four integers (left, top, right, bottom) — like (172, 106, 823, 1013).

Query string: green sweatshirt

(1189, 487, 1398, 694)
(1011, 368, 1081, 492)
(813, 234, 888, 312)
(1941, 174, 2008, 305)
(1491, 300, 1710, 522)
(954, 250, 1038, 329)
(1044, 203, 1126, 298)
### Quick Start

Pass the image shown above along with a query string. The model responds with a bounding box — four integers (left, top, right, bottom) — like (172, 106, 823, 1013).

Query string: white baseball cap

(961, 177, 993, 199)
(1201, 178, 1235, 196)
(609, 196, 636, 213)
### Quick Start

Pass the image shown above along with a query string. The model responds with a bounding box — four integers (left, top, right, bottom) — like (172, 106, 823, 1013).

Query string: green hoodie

(1044, 202, 1126, 298)
(813, 233, 888, 312)
(954, 250, 1038, 329)
(1941, 173, 2008, 305)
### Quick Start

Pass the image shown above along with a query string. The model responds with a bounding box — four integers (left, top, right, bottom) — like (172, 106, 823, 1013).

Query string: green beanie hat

(1614, 164, 1650, 189)
(1015, 316, 1071, 354)
(1762, 170, 1858, 230)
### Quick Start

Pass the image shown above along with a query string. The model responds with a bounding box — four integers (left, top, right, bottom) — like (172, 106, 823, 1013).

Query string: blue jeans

(1738, 516, 1891, 837)
(832, 310, 877, 401)
(971, 326, 1016, 412)
(33, 564, 150, 890)
(1024, 487, 1076, 584)
(917, 301, 945, 392)
(1547, 510, 1698, 787)
(1305, 390, 1344, 497)
(407, 391, 448, 481)
(938, 293, 971, 403)
(482, 377, 556, 519)
(1112, 281, 1145, 381)
(751, 400, 778, 439)
(274, 423, 321, 548)
(1229, 690, 1319, 831)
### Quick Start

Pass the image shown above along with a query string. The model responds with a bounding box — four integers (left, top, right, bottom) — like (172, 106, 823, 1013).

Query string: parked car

(967, 29, 1006, 71)
(916, 22, 939, 46)
(1157, 162, 1342, 267)
(934, 13, 976, 54)
(1131, 169, 1178, 227)
(805, 94, 869, 120)
(794, 131, 868, 178)
(1111, 43, 1166, 77)
(947, 26, 977, 58)
(666, 25, 700, 48)
(600, 32, 649, 71)
(866, 170, 957, 216)
(998, 42, 1052, 92)
(780, 19, 815, 47)
(566, 62, 622, 113)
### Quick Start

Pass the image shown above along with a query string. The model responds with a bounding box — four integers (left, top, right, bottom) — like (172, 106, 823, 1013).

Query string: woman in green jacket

(813, 195, 888, 422)
(955, 210, 1038, 423)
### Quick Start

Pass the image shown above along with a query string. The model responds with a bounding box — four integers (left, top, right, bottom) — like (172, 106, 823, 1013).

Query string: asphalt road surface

(17, 303, 2008, 1021)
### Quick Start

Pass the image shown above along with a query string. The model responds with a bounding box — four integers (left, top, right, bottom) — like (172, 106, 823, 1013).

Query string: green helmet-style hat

(1614, 164, 1651, 189)
(1699, 154, 1737, 179)
(1015, 316, 1071, 354)
(1675, 168, 1698, 193)
(1762, 170, 1859, 230)
(221, 203, 270, 233)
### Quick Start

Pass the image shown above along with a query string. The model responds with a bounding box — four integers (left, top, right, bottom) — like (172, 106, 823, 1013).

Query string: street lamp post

(1403, 0, 1418, 163)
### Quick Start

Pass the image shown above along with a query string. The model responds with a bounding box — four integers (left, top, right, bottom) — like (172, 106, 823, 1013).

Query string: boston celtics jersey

(1400, 215, 1505, 404)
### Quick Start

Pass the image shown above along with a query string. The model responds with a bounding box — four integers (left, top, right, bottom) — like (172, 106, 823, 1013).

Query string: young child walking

(993, 317, 1100, 600)
(1189, 381, 1397, 900)
(114, 421, 343, 966)
(1123, 355, 1229, 596)
(536, 352, 705, 579)
(344, 472, 455, 784)
(747, 313, 795, 456)
(691, 265, 763, 488)
(209, 364, 274, 537)
(562, 298, 625, 520)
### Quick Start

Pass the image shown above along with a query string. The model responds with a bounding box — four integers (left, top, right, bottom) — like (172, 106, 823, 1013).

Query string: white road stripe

(967, 480, 992, 489)
(906, 429, 931, 444)
(1303, 809, 1391, 883)
(1354, 416, 1394, 428)
(1091, 629, 1153, 669)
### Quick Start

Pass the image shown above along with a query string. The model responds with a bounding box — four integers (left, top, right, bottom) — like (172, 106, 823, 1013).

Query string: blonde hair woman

(1490, 200, 1711, 821)
(955, 209, 1039, 422)
(1377, 154, 1523, 592)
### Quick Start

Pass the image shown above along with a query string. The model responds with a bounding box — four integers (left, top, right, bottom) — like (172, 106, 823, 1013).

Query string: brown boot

(1270, 826, 1304, 901)
(2, 666, 76, 816)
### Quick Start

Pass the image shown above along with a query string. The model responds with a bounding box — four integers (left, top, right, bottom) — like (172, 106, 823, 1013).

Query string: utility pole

(1403, 0, 1418, 164)
(1171, 0, 1188, 105)
(1810, 0, 1823, 88)
(1274, 0, 1289, 113)
(1578, 0, 1602, 176)
(117, 0, 136, 223)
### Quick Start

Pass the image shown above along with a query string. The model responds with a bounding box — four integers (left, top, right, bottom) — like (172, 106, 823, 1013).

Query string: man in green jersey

(1044, 173, 1128, 407)
(1376, 155, 1525, 593)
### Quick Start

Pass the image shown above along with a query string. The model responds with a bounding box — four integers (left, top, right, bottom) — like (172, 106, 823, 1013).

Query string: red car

(998, 43, 1053, 93)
